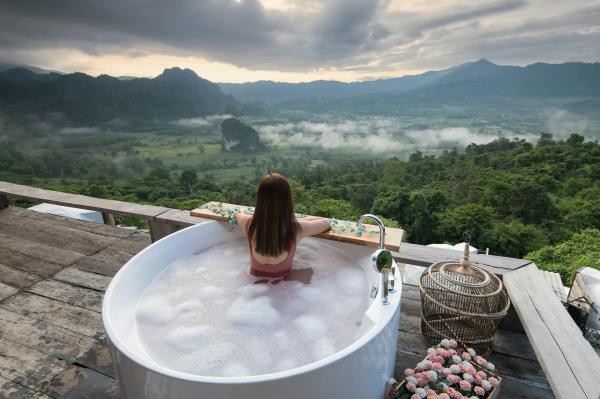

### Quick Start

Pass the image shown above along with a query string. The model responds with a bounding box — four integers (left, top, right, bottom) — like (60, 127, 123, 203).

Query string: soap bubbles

(136, 237, 371, 377)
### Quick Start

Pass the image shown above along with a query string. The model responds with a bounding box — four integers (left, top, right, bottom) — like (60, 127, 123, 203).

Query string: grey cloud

(0, 0, 597, 74)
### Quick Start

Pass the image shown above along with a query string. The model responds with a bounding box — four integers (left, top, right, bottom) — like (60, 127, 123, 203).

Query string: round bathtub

(103, 221, 402, 399)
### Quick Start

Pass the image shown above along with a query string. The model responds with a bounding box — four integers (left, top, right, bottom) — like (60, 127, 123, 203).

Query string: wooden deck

(0, 206, 554, 398)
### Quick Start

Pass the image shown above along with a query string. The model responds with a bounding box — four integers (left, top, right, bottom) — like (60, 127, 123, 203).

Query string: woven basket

(419, 245, 510, 356)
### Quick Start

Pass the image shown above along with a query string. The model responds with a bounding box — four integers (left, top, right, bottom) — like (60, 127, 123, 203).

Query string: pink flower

(474, 356, 487, 366)
(448, 374, 461, 384)
(489, 377, 499, 387)
(426, 354, 437, 361)
(439, 394, 450, 399)
(461, 352, 472, 361)
(474, 386, 485, 396)
(426, 389, 437, 396)
(437, 348, 450, 357)
(432, 362, 443, 371)
(449, 339, 458, 348)
(459, 380, 472, 391)
(475, 376, 482, 385)
(476, 371, 487, 380)
(411, 395, 421, 399)
(406, 382, 416, 392)
(405, 368, 415, 377)
(440, 367, 451, 377)
(417, 376, 429, 387)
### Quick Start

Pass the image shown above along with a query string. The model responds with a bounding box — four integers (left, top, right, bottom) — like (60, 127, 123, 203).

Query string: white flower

(449, 365, 461, 374)
(467, 348, 477, 357)
(427, 370, 438, 382)
(415, 387, 427, 399)
(452, 355, 462, 364)
(486, 362, 496, 371)
(481, 379, 492, 391)
(463, 373, 475, 383)
(427, 348, 436, 355)
(441, 339, 451, 348)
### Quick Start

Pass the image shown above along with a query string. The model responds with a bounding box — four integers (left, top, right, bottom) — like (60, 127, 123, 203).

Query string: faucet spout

(358, 214, 395, 304)
(357, 214, 385, 249)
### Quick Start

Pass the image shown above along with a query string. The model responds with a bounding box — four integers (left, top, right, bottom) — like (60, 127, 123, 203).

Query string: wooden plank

(395, 242, 529, 274)
(74, 340, 115, 379)
(0, 248, 64, 277)
(191, 201, 404, 251)
(0, 282, 18, 301)
(0, 206, 132, 239)
(0, 308, 96, 362)
(0, 262, 43, 289)
(156, 208, 208, 227)
(504, 264, 600, 399)
(0, 375, 54, 398)
(0, 181, 169, 219)
(0, 233, 84, 267)
(0, 214, 119, 256)
(54, 267, 112, 292)
(0, 293, 104, 339)
(0, 337, 66, 390)
(70, 256, 122, 278)
(42, 364, 119, 399)
(27, 279, 103, 313)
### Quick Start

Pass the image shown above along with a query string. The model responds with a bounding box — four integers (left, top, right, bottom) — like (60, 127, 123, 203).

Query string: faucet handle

(371, 249, 393, 305)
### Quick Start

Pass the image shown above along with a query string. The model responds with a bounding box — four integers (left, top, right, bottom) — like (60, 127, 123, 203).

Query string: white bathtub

(103, 221, 402, 399)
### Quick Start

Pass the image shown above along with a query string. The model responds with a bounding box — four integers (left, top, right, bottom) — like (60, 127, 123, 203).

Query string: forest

(1, 131, 598, 284)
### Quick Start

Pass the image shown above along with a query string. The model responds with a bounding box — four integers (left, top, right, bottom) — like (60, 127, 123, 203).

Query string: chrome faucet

(357, 214, 395, 304)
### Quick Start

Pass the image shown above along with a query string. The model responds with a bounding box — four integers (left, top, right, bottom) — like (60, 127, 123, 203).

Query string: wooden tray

(190, 201, 403, 252)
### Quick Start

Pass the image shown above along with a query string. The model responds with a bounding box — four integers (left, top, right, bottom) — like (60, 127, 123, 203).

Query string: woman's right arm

(298, 217, 330, 238)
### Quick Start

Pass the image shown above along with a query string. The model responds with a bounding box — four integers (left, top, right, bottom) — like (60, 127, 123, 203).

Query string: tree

(526, 229, 600, 284)
(437, 204, 495, 248)
(179, 169, 198, 194)
(537, 132, 555, 147)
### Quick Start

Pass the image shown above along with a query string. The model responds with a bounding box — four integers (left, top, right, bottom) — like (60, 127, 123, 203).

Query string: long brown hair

(248, 173, 301, 257)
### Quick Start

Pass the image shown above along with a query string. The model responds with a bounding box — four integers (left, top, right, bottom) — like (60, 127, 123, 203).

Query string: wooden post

(149, 220, 178, 242)
(102, 212, 116, 226)
(0, 194, 8, 210)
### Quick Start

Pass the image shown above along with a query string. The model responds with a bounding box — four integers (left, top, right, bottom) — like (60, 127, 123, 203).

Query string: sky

(0, 0, 599, 83)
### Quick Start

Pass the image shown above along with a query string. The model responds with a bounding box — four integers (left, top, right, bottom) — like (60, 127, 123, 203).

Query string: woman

(237, 173, 330, 277)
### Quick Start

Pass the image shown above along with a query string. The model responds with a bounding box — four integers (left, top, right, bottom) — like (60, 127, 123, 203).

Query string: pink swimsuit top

(245, 222, 296, 278)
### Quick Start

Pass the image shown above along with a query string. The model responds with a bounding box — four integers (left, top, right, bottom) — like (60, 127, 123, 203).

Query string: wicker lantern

(419, 244, 510, 355)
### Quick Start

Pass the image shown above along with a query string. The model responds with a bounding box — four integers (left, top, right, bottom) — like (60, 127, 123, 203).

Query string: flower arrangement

(389, 339, 501, 399)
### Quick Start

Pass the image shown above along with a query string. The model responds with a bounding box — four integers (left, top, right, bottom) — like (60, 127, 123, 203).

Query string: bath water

(135, 237, 372, 377)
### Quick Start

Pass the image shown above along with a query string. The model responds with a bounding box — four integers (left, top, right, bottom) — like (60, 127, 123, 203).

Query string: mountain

(0, 63, 63, 75)
(0, 67, 239, 125)
(219, 68, 451, 102)
(220, 59, 600, 106)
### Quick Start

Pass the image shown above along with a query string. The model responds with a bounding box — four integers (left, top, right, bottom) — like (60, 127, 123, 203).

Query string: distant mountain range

(1, 59, 599, 126)
(220, 59, 600, 103)
(0, 67, 238, 125)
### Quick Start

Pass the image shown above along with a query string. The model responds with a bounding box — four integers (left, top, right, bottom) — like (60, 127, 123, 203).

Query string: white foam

(294, 315, 327, 339)
(135, 237, 372, 377)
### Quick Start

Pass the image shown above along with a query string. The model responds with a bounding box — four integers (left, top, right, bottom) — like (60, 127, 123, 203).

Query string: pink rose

(406, 382, 416, 392)
(426, 389, 437, 396)
(476, 371, 487, 379)
(448, 349, 457, 356)
(474, 356, 487, 366)
(449, 339, 458, 348)
(411, 395, 421, 399)
(437, 348, 449, 357)
(474, 386, 485, 396)
(432, 362, 443, 371)
(489, 377, 499, 387)
(439, 394, 450, 399)
(448, 374, 461, 384)
(459, 380, 472, 391)
(461, 352, 472, 361)
(405, 368, 415, 377)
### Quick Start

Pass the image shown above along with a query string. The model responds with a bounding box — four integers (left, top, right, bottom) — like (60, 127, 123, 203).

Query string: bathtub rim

(102, 220, 401, 385)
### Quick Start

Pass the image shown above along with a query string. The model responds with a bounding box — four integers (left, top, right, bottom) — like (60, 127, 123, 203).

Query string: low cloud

(543, 109, 589, 136)
(60, 126, 100, 134)
(172, 114, 232, 128)
(260, 118, 541, 154)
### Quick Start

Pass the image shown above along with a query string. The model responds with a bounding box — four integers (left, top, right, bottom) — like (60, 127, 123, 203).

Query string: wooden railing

(1, 180, 599, 398)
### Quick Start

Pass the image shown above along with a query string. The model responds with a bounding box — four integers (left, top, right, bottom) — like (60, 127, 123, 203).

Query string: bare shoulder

(237, 213, 252, 231)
